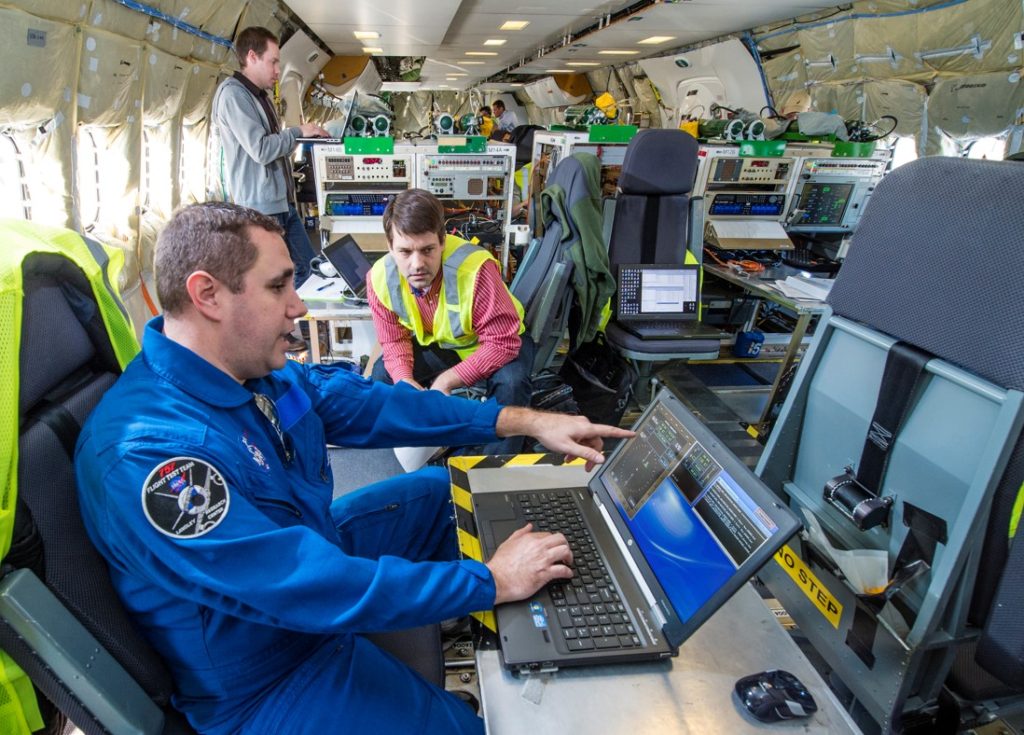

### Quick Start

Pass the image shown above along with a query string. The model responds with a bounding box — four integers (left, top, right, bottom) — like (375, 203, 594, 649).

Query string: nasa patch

(141, 457, 230, 538)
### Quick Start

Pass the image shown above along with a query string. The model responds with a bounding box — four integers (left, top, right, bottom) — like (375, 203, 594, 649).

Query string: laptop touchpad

(489, 519, 523, 547)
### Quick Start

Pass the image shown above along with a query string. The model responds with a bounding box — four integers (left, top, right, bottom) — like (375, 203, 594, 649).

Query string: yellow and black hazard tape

(448, 453, 586, 631)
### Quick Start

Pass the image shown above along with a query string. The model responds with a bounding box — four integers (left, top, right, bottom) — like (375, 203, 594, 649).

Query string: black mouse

(734, 669, 818, 723)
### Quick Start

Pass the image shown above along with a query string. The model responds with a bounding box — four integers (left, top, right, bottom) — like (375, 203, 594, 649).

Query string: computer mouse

(734, 669, 818, 723)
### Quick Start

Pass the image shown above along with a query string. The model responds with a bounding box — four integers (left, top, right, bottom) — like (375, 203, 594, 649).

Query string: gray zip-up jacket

(211, 76, 300, 214)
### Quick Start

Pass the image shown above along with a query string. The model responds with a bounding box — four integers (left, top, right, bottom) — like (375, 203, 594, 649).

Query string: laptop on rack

(469, 387, 800, 672)
(615, 263, 700, 339)
(322, 235, 373, 299)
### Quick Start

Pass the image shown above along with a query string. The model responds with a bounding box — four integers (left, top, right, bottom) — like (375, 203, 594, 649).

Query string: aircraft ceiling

(285, 0, 844, 89)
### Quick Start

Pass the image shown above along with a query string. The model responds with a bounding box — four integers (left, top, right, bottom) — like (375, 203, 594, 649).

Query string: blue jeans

(372, 336, 535, 454)
(272, 206, 316, 288)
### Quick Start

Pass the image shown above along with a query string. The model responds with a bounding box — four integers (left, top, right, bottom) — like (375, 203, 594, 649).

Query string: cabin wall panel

(2, 1, 89, 24)
(0, 9, 78, 227)
(77, 29, 143, 127)
(237, 0, 284, 41)
(862, 79, 927, 137)
(0, 10, 78, 127)
(182, 63, 221, 122)
(144, 45, 190, 124)
(799, 21, 856, 83)
(917, 0, 1020, 77)
(755, 0, 1024, 150)
(854, 14, 925, 81)
(0, 0, 302, 336)
(928, 71, 1024, 138)
(86, 0, 150, 41)
(147, 0, 218, 31)
(145, 21, 196, 59)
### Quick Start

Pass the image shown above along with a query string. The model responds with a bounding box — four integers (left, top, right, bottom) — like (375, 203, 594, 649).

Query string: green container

(738, 139, 787, 157)
(343, 137, 394, 154)
(437, 135, 488, 153)
(588, 125, 637, 143)
(832, 140, 877, 157)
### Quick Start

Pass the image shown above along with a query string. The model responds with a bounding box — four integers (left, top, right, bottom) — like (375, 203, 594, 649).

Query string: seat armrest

(0, 568, 164, 735)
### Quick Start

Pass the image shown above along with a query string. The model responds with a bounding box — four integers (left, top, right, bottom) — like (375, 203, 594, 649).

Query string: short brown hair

(234, 26, 278, 68)
(156, 202, 283, 315)
(382, 188, 446, 246)
(492, 99, 505, 112)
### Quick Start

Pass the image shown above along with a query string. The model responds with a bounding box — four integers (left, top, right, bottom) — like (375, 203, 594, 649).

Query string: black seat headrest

(619, 129, 699, 196)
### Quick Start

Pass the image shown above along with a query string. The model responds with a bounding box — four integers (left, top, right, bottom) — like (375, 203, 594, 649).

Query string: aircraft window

(143, 125, 173, 216)
(76, 127, 101, 231)
(0, 132, 31, 220)
(142, 128, 151, 210)
(965, 136, 1005, 161)
(181, 122, 207, 205)
(207, 123, 226, 200)
(890, 135, 919, 170)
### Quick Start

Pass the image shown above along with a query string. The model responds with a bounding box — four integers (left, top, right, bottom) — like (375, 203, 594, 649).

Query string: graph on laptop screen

(602, 403, 781, 621)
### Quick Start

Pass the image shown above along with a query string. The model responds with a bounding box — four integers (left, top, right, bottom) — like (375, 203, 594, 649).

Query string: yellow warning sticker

(774, 544, 843, 629)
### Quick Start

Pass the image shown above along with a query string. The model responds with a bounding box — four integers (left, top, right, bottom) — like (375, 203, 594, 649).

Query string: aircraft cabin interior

(1, 0, 1023, 734)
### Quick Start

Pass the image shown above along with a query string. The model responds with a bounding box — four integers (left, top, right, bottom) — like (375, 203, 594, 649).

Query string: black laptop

(470, 387, 801, 672)
(615, 263, 700, 339)
(322, 235, 372, 298)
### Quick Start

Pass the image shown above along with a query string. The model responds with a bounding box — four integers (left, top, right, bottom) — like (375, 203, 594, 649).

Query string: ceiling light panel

(353, 31, 379, 40)
(500, 20, 530, 31)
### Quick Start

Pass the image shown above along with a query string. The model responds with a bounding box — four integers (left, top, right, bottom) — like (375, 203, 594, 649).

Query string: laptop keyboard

(623, 320, 691, 338)
(516, 490, 642, 652)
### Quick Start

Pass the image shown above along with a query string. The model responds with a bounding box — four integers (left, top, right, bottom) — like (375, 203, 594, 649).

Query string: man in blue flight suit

(74, 202, 631, 734)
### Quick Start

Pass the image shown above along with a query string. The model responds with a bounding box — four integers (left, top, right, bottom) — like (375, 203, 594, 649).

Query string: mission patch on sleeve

(141, 457, 230, 538)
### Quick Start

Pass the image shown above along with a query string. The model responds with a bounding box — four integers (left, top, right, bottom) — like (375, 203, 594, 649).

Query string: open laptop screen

(600, 400, 783, 623)
(322, 235, 372, 297)
(616, 264, 699, 322)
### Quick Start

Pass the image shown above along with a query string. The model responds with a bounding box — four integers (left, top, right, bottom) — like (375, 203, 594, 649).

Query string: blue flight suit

(74, 317, 500, 734)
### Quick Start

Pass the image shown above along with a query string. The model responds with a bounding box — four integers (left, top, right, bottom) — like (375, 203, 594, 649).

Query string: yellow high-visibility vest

(370, 235, 524, 359)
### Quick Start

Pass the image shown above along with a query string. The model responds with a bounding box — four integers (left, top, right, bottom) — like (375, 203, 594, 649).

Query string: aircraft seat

(603, 129, 720, 384)
(755, 157, 1024, 731)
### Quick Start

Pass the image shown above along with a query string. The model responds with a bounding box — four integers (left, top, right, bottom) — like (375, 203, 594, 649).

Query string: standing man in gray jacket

(212, 26, 328, 291)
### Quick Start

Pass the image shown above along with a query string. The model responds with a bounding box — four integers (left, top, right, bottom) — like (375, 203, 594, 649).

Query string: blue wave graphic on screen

(620, 479, 735, 621)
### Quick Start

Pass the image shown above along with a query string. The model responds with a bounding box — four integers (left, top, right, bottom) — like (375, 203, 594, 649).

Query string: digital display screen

(793, 182, 855, 226)
(602, 403, 780, 622)
(617, 266, 698, 319)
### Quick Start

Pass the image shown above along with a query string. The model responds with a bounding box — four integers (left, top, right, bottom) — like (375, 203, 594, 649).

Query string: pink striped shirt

(367, 259, 523, 386)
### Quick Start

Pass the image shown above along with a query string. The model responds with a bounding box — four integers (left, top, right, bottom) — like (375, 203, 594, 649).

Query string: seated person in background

(75, 202, 632, 735)
(492, 99, 519, 133)
(477, 105, 495, 138)
(368, 189, 533, 453)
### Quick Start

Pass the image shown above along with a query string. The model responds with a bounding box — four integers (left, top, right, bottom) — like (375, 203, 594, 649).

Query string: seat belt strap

(856, 342, 932, 494)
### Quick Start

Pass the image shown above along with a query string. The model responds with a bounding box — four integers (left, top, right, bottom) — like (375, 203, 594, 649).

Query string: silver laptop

(470, 387, 800, 672)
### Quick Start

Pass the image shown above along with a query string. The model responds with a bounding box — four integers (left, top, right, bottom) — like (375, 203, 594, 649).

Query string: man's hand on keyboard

(487, 524, 574, 605)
